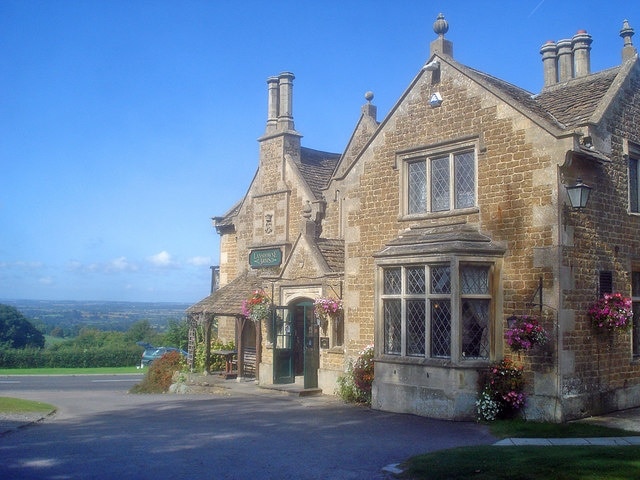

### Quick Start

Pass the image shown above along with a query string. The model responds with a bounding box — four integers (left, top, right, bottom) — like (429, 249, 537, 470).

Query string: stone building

(188, 15, 640, 422)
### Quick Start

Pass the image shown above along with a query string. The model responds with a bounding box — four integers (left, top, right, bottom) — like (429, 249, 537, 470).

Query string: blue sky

(1, 1, 638, 303)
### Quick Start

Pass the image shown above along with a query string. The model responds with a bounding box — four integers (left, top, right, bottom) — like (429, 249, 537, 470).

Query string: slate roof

(534, 67, 620, 128)
(316, 238, 345, 272)
(464, 62, 622, 132)
(294, 147, 341, 200)
(186, 271, 264, 317)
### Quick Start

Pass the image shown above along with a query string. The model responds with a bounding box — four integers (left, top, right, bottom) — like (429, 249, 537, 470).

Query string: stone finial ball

(365, 91, 374, 102)
(433, 13, 449, 36)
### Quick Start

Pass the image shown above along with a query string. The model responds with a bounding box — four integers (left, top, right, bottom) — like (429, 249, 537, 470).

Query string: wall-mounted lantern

(565, 178, 592, 209)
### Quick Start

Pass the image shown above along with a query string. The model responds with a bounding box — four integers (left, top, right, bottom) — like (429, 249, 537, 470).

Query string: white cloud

(148, 250, 177, 268)
(38, 276, 54, 285)
(67, 257, 138, 274)
(187, 256, 212, 267)
(107, 256, 138, 272)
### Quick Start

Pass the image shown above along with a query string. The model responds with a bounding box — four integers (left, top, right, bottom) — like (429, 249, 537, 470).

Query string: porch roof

(186, 271, 265, 318)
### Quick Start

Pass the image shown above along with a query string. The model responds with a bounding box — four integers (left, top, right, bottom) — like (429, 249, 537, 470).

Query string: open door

(272, 302, 319, 388)
(301, 302, 319, 389)
(272, 306, 294, 384)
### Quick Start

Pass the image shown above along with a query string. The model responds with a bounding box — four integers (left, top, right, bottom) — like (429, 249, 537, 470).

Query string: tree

(163, 319, 189, 350)
(124, 319, 160, 345)
(0, 304, 45, 349)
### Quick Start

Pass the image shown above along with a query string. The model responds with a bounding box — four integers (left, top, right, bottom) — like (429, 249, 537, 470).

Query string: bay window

(381, 262, 491, 361)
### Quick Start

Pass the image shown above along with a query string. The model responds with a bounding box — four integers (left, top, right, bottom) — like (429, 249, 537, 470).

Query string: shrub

(194, 339, 235, 372)
(130, 350, 185, 393)
(336, 345, 374, 405)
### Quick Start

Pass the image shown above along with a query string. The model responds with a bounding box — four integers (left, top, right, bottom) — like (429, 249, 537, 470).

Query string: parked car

(137, 343, 187, 367)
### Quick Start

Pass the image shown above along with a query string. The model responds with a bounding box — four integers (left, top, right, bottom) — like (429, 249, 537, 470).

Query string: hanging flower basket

(241, 289, 272, 323)
(505, 315, 549, 352)
(588, 293, 632, 331)
(314, 297, 343, 333)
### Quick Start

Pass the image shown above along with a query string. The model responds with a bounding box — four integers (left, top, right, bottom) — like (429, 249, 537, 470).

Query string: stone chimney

(572, 30, 592, 77)
(430, 13, 453, 57)
(264, 72, 296, 134)
(557, 38, 574, 82)
(277, 72, 295, 131)
(266, 76, 279, 134)
(540, 41, 558, 87)
(540, 29, 592, 86)
(620, 19, 637, 62)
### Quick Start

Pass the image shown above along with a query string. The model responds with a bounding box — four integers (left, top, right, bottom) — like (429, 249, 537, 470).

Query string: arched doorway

(272, 298, 319, 388)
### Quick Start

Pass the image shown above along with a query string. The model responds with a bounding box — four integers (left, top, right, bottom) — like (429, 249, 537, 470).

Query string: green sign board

(249, 248, 282, 268)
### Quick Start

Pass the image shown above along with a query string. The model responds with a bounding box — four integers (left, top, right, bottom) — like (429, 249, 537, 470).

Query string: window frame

(627, 141, 640, 214)
(632, 270, 640, 358)
(399, 138, 479, 219)
(378, 258, 493, 365)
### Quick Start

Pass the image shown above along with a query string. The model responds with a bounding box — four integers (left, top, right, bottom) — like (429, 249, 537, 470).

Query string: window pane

(407, 300, 426, 356)
(454, 151, 475, 209)
(431, 156, 450, 211)
(631, 157, 639, 213)
(431, 265, 451, 294)
(461, 265, 489, 294)
(384, 299, 402, 355)
(384, 268, 402, 295)
(431, 300, 451, 357)
(634, 302, 640, 357)
(462, 299, 489, 359)
(408, 161, 427, 214)
(633, 272, 640, 297)
(406, 267, 426, 294)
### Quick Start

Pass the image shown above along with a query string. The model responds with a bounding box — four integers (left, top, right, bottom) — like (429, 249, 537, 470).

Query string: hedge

(0, 347, 142, 368)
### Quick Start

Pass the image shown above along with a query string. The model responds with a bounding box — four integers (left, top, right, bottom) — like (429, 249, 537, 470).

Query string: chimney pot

(572, 30, 592, 77)
(540, 41, 558, 87)
(277, 72, 295, 131)
(266, 76, 279, 133)
(557, 38, 574, 82)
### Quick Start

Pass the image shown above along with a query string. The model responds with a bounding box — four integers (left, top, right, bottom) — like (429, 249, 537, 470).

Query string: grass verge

(0, 367, 143, 375)
(0, 397, 56, 414)
(400, 445, 640, 480)
(401, 420, 640, 480)
(488, 418, 640, 439)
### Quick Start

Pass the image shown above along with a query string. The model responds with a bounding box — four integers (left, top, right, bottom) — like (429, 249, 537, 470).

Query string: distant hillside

(0, 299, 191, 336)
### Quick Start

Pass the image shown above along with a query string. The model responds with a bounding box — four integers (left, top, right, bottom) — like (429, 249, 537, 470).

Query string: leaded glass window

(381, 263, 490, 361)
(633, 271, 640, 357)
(454, 152, 475, 209)
(408, 161, 427, 214)
(431, 156, 450, 212)
(404, 149, 476, 215)
(630, 156, 639, 213)
(384, 298, 401, 355)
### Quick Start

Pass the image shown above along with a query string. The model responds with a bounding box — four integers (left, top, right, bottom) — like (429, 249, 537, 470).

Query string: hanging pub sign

(249, 248, 282, 268)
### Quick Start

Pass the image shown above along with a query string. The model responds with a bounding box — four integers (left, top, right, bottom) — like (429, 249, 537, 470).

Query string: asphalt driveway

(0, 376, 495, 479)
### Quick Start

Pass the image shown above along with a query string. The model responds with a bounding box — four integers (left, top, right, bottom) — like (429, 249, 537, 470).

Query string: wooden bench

(242, 347, 256, 378)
